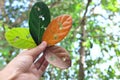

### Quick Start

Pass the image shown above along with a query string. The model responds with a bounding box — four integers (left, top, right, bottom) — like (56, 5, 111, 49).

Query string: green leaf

(29, 2, 51, 45)
(5, 28, 36, 49)
(115, 49, 120, 56)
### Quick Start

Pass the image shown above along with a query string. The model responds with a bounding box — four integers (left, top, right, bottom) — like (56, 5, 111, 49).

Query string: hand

(0, 41, 48, 80)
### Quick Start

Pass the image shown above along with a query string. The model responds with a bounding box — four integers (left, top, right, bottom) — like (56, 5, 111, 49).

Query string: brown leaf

(42, 15, 72, 45)
(44, 45, 71, 69)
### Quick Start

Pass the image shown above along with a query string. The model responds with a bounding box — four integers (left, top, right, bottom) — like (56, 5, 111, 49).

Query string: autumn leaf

(44, 45, 71, 69)
(42, 15, 72, 45)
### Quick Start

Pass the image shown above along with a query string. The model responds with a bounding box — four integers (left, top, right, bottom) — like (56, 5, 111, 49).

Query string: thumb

(25, 41, 47, 60)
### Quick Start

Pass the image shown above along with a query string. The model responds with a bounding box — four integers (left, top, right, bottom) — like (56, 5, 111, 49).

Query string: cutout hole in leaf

(14, 36, 20, 41)
(37, 7, 40, 11)
(62, 57, 66, 62)
(39, 15, 45, 21)
(49, 56, 56, 61)
(54, 34, 58, 40)
(58, 21, 63, 30)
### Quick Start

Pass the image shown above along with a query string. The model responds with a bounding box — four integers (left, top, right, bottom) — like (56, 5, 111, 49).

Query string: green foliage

(115, 49, 120, 56)
(5, 28, 36, 49)
(101, 0, 119, 12)
(29, 2, 51, 45)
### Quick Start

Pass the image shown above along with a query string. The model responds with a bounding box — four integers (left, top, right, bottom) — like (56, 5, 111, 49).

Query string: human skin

(0, 41, 48, 80)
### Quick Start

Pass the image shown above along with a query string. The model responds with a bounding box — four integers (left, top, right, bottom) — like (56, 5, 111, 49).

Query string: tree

(0, 0, 120, 79)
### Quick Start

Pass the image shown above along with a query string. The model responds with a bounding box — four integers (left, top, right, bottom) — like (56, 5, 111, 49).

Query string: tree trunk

(78, 19, 86, 80)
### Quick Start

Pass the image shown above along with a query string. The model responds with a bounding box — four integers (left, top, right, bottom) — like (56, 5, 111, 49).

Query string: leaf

(115, 49, 120, 56)
(44, 46, 71, 69)
(42, 15, 72, 45)
(29, 2, 51, 45)
(5, 28, 36, 49)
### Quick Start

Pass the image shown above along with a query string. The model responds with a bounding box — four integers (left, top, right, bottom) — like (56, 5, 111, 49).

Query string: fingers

(25, 41, 47, 60)
(38, 59, 48, 76)
(34, 55, 48, 76)
(34, 54, 45, 69)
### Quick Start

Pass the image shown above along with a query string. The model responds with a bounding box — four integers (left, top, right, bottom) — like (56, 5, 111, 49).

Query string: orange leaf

(42, 15, 72, 45)
(44, 46, 71, 69)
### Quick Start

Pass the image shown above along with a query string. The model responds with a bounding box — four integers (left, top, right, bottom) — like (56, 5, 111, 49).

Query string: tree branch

(78, 0, 92, 80)
(49, 0, 61, 8)
(0, 0, 5, 15)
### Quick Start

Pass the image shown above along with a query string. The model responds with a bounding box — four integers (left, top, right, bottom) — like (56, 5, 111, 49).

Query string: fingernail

(41, 41, 47, 46)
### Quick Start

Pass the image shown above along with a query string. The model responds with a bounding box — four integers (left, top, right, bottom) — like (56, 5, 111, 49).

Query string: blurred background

(0, 0, 120, 80)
